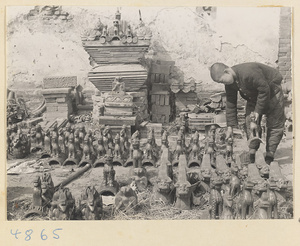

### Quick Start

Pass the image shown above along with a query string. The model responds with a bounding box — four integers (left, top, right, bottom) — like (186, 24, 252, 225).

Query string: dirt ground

(6, 131, 293, 221)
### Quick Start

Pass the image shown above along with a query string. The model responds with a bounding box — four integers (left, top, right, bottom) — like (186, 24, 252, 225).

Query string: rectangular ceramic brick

(279, 43, 291, 48)
(280, 38, 292, 44)
(46, 111, 69, 118)
(278, 52, 288, 57)
(42, 88, 72, 95)
(43, 76, 77, 89)
(56, 97, 66, 103)
(46, 106, 58, 112)
(45, 98, 56, 103)
(279, 47, 290, 53)
(45, 102, 58, 107)
(278, 57, 291, 62)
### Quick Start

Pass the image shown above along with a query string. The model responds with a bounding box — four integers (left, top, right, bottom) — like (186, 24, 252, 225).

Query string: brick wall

(278, 7, 292, 88)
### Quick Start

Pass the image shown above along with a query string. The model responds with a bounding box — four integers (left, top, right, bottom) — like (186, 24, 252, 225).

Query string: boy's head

(210, 63, 235, 85)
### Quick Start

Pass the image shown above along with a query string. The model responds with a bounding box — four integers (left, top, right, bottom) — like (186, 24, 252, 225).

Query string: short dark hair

(210, 63, 228, 82)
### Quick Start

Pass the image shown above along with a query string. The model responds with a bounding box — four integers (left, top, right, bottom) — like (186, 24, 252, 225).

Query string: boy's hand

(226, 126, 233, 140)
(254, 111, 262, 125)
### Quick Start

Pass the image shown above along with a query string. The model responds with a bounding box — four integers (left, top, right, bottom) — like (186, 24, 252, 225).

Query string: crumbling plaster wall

(7, 6, 281, 94)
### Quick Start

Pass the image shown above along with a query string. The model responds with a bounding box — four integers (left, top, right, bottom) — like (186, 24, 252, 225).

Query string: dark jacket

(225, 62, 283, 127)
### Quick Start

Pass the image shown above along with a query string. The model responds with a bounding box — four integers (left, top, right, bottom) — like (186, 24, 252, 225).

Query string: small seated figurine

(253, 181, 270, 219)
(172, 138, 184, 167)
(174, 155, 199, 210)
(113, 133, 123, 166)
(215, 157, 234, 219)
(29, 126, 38, 152)
(49, 187, 75, 220)
(74, 129, 82, 159)
(112, 76, 125, 93)
(103, 125, 114, 152)
(206, 138, 216, 169)
(79, 135, 93, 167)
(78, 125, 86, 147)
(236, 178, 255, 219)
(209, 172, 223, 219)
(120, 125, 130, 158)
(114, 185, 138, 214)
(99, 153, 119, 196)
(62, 133, 79, 166)
(79, 186, 102, 220)
(188, 131, 201, 168)
(142, 136, 155, 167)
(42, 129, 51, 157)
(93, 135, 106, 167)
(40, 173, 55, 207)
(64, 123, 72, 146)
(49, 133, 62, 165)
(26, 173, 54, 217)
(32, 176, 42, 210)
(152, 157, 175, 204)
(125, 138, 142, 168)
(35, 124, 44, 148)
(58, 128, 66, 155)
(267, 177, 279, 219)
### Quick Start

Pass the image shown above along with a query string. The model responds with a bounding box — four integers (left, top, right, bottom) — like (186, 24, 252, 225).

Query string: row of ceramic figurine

(153, 143, 291, 219)
(27, 154, 144, 220)
(171, 125, 233, 169)
(26, 123, 163, 168)
(151, 121, 291, 219)
(24, 120, 232, 170)
(26, 140, 291, 220)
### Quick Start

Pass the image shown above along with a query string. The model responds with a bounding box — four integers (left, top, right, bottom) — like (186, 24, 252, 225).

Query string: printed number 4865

(10, 228, 62, 241)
